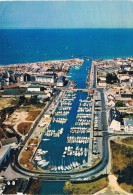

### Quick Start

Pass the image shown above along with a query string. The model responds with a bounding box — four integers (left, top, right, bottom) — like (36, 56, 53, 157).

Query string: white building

(57, 76, 65, 87)
(36, 75, 55, 84)
(108, 108, 121, 132)
(124, 119, 133, 133)
(98, 80, 106, 87)
(27, 85, 43, 92)
(107, 94, 115, 100)
(109, 120, 121, 132)
(99, 77, 106, 81)
(108, 99, 115, 107)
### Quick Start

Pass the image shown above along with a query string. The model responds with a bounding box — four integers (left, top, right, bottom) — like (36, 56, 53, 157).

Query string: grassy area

(17, 122, 32, 135)
(25, 110, 41, 121)
(0, 97, 16, 110)
(111, 138, 133, 193)
(121, 137, 133, 146)
(64, 177, 108, 194)
(27, 179, 41, 195)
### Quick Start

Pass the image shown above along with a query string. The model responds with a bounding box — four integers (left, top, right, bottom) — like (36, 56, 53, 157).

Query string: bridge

(70, 88, 89, 92)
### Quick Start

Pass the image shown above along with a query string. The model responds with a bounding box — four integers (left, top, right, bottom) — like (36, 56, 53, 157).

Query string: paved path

(0, 164, 26, 180)
(94, 174, 132, 195)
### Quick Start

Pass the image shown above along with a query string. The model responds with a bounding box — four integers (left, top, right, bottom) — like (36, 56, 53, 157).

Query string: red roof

(4, 84, 19, 89)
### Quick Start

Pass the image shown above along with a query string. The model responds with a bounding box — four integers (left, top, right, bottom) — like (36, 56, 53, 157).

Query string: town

(0, 57, 133, 194)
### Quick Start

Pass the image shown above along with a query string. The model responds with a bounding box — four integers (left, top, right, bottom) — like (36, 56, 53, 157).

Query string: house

(99, 77, 106, 81)
(118, 75, 130, 83)
(36, 74, 55, 84)
(108, 99, 115, 107)
(57, 76, 65, 87)
(98, 80, 106, 87)
(107, 94, 115, 100)
(126, 100, 133, 107)
(124, 119, 133, 133)
(27, 85, 44, 92)
(106, 87, 121, 97)
(109, 108, 122, 132)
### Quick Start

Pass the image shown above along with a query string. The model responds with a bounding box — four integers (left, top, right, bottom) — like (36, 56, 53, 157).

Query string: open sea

(0, 29, 133, 65)
(1, 29, 133, 194)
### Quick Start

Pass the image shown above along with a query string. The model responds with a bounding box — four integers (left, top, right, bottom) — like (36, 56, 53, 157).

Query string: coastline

(0, 58, 84, 67)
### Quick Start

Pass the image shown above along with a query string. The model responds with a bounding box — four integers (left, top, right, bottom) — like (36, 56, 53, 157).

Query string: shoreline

(0, 58, 84, 67)
(1, 55, 133, 67)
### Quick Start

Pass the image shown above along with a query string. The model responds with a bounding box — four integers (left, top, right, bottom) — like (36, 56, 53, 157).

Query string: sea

(0, 29, 133, 194)
(0, 29, 133, 65)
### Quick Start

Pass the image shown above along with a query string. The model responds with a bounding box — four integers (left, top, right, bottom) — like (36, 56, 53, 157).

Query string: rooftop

(0, 146, 11, 162)
(36, 74, 55, 78)
(124, 119, 133, 126)
(1, 137, 18, 146)
(28, 85, 43, 88)
(3, 89, 25, 96)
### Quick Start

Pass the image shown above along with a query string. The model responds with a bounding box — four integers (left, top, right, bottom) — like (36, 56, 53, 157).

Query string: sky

(0, 1, 133, 29)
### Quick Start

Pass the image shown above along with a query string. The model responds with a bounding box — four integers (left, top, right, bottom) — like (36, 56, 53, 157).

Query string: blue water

(39, 91, 90, 168)
(40, 181, 66, 195)
(0, 29, 133, 65)
(1, 29, 133, 194)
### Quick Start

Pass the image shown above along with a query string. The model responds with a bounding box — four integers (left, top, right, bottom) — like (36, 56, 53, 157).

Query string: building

(57, 76, 65, 87)
(109, 108, 122, 132)
(3, 84, 19, 90)
(0, 146, 11, 169)
(15, 73, 31, 83)
(25, 91, 49, 98)
(124, 119, 133, 133)
(27, 85, 44, 92)
(121, 94, 133, 99)
(107, 94, 115, 100)
(108, 99, 115, 107)
(36, 74, 55, 84)
(2, 89, 25, 97)
(0, 137, 18, 147)
(98, 80, 106, 87)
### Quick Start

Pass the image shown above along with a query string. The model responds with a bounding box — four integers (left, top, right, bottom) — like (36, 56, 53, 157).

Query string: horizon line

(1, 27, 133, 30)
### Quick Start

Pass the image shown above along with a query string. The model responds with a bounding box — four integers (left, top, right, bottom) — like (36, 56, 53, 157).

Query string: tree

(19, 95, 26, 105)
(29, 95, 38, 104)
(106, 73, 119, 84)
(116, 101, 124, 107)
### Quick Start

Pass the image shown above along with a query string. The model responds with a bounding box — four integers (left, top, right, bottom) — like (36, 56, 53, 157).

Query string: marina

(33, 60, 92, 172)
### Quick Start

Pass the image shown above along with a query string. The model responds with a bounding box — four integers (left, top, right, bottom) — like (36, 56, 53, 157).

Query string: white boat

(43, 139, 50, 141)
(40, 161, 49, 167)
(34, 156, 42, 161)
(43, 150, 48, 155)
(58, 166, 61, 171)
(37, 160, 46, 165)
